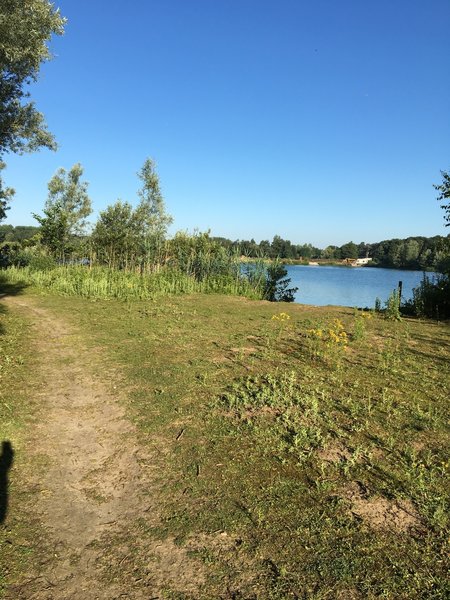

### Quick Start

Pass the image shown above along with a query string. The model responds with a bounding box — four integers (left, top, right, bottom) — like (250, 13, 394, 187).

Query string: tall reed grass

(2, 265, 265, 301)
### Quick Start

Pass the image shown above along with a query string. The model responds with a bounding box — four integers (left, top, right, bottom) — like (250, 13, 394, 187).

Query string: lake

(285, 265, 431, 308)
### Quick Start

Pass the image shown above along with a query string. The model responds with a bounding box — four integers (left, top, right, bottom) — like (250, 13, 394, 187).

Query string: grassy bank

(15, 289, 447, 599)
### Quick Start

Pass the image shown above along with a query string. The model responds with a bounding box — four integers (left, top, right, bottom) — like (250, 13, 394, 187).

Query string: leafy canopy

(0, 160, 14, 221)
(0, 0, 65, 156)
(135, 158, 173, 237)
(435, 170, 450, 227)
(33, 163, 92, 259)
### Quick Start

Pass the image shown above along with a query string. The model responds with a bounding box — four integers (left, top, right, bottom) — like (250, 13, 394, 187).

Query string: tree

(322, 245, 341, 259)
(0, 1, 65, 157)
(0, 161, 14, 221)
(92, 201, 138, 269)
(8, 225, 40, 241)
(0, 223, 13, 242)
(297, 243, 313, 259)
(399, 238, 420, 268)
(33, 164, 92, 259)
(435, 170, 450, 227)
(340, 241, 358, 259)
(259, 239, 271, 257)
(263, 263, 298, 302)
(134, 158, 172, 268)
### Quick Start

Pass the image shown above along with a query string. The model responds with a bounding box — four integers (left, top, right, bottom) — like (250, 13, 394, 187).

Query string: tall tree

(0, 1, 65, 157)
(340, 241, 358, 259)
(434, 170, 450, 227)
(322, 245, 341, 259)
(33, 164, 92, 259)
(135, 158, 172, 268)
(0, 161, 14, 222)
(92, 201, 138, 269)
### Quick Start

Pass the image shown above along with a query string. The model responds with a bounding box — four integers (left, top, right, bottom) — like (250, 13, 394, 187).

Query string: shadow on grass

(0, 275, 28, 299)
(0, 441, 14, 523)
(0, 276, 28, 336)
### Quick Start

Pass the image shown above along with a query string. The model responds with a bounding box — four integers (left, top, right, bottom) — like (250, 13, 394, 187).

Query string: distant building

(352, 257, 373, 266)
(342, 257, 373, 266)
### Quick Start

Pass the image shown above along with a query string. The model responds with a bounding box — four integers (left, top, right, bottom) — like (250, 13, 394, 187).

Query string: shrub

(263, 263, 298, 302)
(384, 289, 402, 321)
(403, 274, 450, 319)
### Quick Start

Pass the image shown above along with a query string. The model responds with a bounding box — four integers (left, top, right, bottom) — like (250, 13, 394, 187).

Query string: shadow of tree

(0, 275, 28, 299)
(0, 275, 28, 336)
(0, 441, 14, 523)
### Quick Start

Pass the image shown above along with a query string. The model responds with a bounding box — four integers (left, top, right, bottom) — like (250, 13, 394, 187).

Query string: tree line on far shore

(210, 234, 449, 272)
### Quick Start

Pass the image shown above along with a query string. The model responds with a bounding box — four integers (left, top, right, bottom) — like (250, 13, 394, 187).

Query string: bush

(263, 264, 298, 302)
(403, 274, 450, 319)
(384, 289, 401, 321)
(26, 254, 57, 271)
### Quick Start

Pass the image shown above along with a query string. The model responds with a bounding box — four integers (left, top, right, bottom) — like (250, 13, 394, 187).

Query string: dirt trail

(4, 297, 157, 599)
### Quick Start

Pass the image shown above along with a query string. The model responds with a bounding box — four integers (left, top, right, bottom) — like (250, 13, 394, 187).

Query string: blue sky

(3, 0, 450, 247)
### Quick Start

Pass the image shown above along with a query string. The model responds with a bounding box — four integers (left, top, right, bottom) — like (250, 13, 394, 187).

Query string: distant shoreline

(240, 257, 436, 272)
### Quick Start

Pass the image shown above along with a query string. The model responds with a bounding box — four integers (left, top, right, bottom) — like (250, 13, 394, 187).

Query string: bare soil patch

(342, 481, 422, 533)
(316, 440, 352, 464)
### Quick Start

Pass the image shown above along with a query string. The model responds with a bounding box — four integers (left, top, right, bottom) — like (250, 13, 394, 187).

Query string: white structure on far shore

(352, 257, 373, 266)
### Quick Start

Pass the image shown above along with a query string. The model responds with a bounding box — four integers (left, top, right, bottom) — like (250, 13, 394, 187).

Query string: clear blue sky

(4, 0, 450, 247)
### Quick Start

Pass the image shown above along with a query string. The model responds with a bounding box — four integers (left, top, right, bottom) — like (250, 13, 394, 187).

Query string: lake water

(285, 265, 431, 308)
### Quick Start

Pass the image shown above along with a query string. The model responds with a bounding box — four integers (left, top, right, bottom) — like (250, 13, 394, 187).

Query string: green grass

(19, 291, 448, 599)
(0, 287, 49, 597)
(2, 264, 264, 301)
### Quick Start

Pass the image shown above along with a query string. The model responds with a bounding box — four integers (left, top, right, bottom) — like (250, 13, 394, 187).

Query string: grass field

(0, 285, 51, 596)
(1, 283, 449, 598)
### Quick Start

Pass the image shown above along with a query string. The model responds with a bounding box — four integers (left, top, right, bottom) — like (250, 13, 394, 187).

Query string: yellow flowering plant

(305, 318, 348, 363)
(267, 312, 292, 349)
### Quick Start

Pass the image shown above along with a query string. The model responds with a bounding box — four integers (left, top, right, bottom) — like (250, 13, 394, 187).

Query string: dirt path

(4, 297, 154, 599)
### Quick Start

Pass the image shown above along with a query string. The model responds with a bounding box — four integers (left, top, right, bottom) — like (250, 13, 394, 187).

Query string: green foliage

(91, 160, 172, 271)
(222, 371, 299, 411)
(222, 371, 326, 462)
(0, 0, 65, 156)
(352, 310, 370, 341)
(263, 263, 298, 302)
(23, 253, 56, 271)
(0, 161, 14, 222)
(0, 224, 40, 242)
(3, 264, 263, 301)
(33, 163, 92, 260)
(434, 169, 450, 227)
(0, 240, 20, 267)
(134, 157, 173, 267)
(384, 289, 402, 321)
(167, 231, 240, 282)
(0, 239, 49, 269)
(370, 235, 448, 270)
(340, 241, 358, 259)
(404, 274, 450, 320)
(91, 201, 138, 269)
(33, 202, 69, 259)
(321, 244, 342, 259)
(0, 224, 13, 242)
(209, 233, 449, 270)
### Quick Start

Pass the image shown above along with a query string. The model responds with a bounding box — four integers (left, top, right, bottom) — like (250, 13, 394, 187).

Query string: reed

(2, 265, 264, 301)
